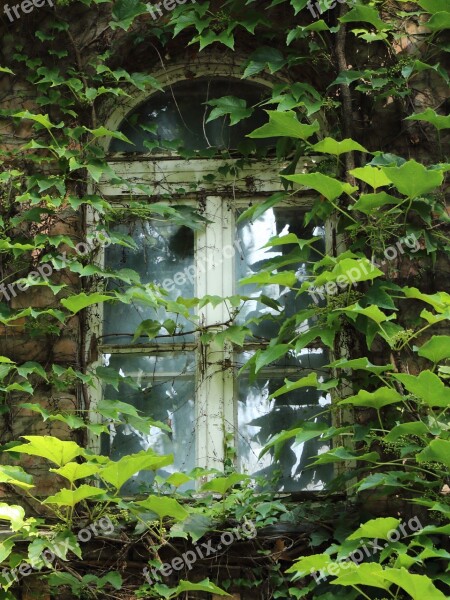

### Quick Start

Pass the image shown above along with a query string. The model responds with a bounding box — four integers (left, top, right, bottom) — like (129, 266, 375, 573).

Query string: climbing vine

(0, 0, 449, 598)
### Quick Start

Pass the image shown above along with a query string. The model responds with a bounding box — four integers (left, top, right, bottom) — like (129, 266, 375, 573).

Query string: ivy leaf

(283, 172, 357, 201)
(350, 192, 400, 214)
(0, 465, 34, 490)
(0, 66, 14, 74)
(201, 473, 250, 495)
(312, 137, 367, 155)
(169, 580, 229, 597)
(13, 110, 62, 129)
(392, 371, 450, 407)
(254, 344, 291, 373)
(101, 451, 174, 490)
(339, 387, 403, 409)
(405, 108, 450, 131)
(340, 5, 392, 31)
(7, 436, 83, 466)
(110, 0, 147, 30)
(417, 335, 450, 363)
(243, 47, 287, 78)
(214, 325, 250, 348)
(417, 439, 450, 468)
(384, 422, 431, 441)
(44, 485, 105, 507)
(248, 111, 320, 140)
(347, 517, 401, 541)
(382, 160, 444, 197)
(418, 0, 448, 11)
(381, 568, 447, 600)
(49, 462, 101, 484)
(0, 503, 26, 531)
(206, 96, 252, 126)
(426, 11, 450, 31)
(349, 166, 392, 189)
(135, 495, 189, 520)
(260, 421, 328, 459)
(60, 292, 113, 314)
(327, 357, 393, 375)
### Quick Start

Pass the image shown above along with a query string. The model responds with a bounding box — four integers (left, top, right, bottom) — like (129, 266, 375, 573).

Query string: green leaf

(206, 96, 252, 126)
(44, 485, 105, 507)
(384, 422, 431, 441)
(0, 503, 26, 531)
(327, 357, 393, 374)
(312, 137, 367, 155)
(331, 562, 391, 590)
(286, 553, 334, 575)
(135, 495, 189, 521)
(200, 473, 250, 495)
(260, 421, 328, 459)
(7, 436, 83, 466)
(339, 387, 403, 409)
(247, 111, 320, 140)
(0, 465, 34, 490)
(214, 325, 249, 348)
(405, 108, 450, 131)
(340, 5, 392, 30)
(254, 344, 291, 373)
(350, 192, 400, 213)
(341, 303, 395, 325)
(347, 517, 401, 541)
(49, 462, 101, 483)
(382, 160, 444, 197)
(418, 0, 448, 11)
(13, 111, 62, 129)
(111, 0, 147, 30)
(392, 371, 450, 407)
(0, 67, 14, 74)
(101, 451, 173, 490)
(169, 579, 229, 598)
(417, 439, 450, 468)
(270, 372, 337, 399)
(61, 292, 113, 314)
(311, 447, 379, 465)
(283, 173, 357, 201)
(349, 166, 392, 189)
(417, 335, 450, 363)
(426, 10, 450, 31)
(240, 271, 297, 287)
(381, 568, 447, 600)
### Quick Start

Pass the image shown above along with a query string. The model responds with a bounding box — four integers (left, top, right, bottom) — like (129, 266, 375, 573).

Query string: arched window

(94, 71, 332, 494)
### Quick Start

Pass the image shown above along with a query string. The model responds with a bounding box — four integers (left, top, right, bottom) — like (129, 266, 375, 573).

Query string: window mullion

(196, 196, 234, 471)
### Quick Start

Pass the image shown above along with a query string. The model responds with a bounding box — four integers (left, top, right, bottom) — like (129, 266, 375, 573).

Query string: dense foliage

(0, 0, 449, 598)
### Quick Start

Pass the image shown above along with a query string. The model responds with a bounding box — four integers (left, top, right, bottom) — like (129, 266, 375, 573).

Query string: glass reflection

(236, 208, 324, 337)
(103, 220, 194, 344)
(109, 78, 271, 154)
(100, 353, 196, 494)
(237, 349, 332, 491)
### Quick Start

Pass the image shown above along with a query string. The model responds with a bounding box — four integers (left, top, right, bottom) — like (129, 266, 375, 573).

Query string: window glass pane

(110, 78, 272, 153)
(100, 353, 196, 494)
(236, 348, 332, 492)
(236, 207, 324, 337)
(103, 220, 195, 344)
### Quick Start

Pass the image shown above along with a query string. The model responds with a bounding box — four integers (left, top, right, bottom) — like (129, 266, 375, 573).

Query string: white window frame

(86, 55, 335, 486)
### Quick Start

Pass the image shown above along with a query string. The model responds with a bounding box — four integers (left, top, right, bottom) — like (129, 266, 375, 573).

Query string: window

(94, 69, 332, 494)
